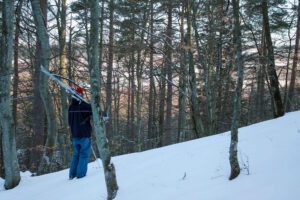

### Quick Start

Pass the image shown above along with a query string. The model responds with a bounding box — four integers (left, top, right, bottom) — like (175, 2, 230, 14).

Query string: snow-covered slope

(1, 111, 300, 200)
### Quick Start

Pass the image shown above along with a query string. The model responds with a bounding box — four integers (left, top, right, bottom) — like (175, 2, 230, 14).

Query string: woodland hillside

(0, 0, 299, 198)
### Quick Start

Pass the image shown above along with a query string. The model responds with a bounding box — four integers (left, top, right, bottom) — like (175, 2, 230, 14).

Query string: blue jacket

(68, 99, 92, 138)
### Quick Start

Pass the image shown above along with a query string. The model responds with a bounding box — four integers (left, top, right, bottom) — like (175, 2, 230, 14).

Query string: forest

(0, 0, 299, 199)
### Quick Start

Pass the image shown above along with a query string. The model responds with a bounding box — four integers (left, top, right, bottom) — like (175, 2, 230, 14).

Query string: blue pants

(69, 137, 91, 178)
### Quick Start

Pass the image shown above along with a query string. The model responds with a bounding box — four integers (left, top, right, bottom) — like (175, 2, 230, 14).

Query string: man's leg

(76, 137, 91, 178)
(69, 138, 80, 179)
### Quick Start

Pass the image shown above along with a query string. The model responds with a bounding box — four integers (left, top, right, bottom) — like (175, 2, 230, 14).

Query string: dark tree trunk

(186, 0, 204, 138)
(261, 0, 284, 118)
(0, 134, 4, 178)
(158, 61, 166, 147)
(165, 0, 173, 145)
(89, 1, 118, 199)
(13, 0, 23, 126)
(286, 0, 300, 111)
(30, 0, 59, 174)
(135, 7, 148, 151)
(256, 29, 267, 121)
(56, 0, 71, 169)
(229, 0, 243, 180)
(178, 3, 187, 142)
(0, 0, 21, 189)
(30, 1, 46, 172)
(147, 0, 157, 144)
(105, 0, 115, 138)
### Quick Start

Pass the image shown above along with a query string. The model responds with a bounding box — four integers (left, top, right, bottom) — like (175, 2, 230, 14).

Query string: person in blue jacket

(68, 86, 92, 179)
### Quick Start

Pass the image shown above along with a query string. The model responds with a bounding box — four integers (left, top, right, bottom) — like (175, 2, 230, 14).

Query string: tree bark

(30, 0, 59, 174)
(158, 60, 166, 147)
(214, 0, 227, 133)
(286, 0, 300, 111)
(58, 0, 67, 85)
(30, 1, 46, 172)
(203, 2, 218, 135)
(178, 3, 187, 142)
(135, 7, 148, 151)
(229, 0, 243, 180)
(186, 0, 204, 138)
(54, 0, 71, 169)
(147, 0, 157, 145)
(261, 0, 284, 118)
(256, 29, 267, 121)
(0, 0, 21, 189)
(89, 1, 118, 199)
(0, 132, 4, 178)
(165, 0, 173, 145)
(99, 0, 104, 71)
(105, 0, 115, 138)
(129, 25, 136, 150)
(13, 0, 23, 126)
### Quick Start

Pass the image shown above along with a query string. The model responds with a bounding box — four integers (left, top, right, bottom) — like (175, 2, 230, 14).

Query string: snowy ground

(1, 111, 300, 200)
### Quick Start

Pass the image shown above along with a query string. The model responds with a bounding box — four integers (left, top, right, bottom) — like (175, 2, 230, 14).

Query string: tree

(30, 0, 46, 172)
(147, 0, 157, 145)
(229, 0, 243, 180)
(56, 0, 71, 167)
(186, 0, 204, 138)
(88, 0, 118, 199)
(262, 0, 284, 118)
(13, 0, 24, 126)
(164, 0, 173, 145)
(30, 0, 59, 174)
(0, 139, 3, 178)
(0, 0, 21, 189)
(178, 2, 187, 142)
(105, 0, 115, 138)
(286, 0, 300, 111)
(135, 2, 149, 151)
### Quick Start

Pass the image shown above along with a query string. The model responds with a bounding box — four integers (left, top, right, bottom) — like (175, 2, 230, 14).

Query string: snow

(1, 111, 300, 200)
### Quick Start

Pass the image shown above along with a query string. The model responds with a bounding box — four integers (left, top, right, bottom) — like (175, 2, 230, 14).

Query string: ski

(40, 65, 87, 103)
(40, 65, 109, 121)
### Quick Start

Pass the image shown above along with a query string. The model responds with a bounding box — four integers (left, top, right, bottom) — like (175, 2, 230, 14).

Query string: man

(68, 86, 92, 179)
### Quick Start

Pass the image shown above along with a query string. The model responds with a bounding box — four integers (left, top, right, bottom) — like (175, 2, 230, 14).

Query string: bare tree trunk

(30, 0, 59, 174)
(0, 133, 4, 178)
(126, 65, 131, 150)
(215, 0, 227, 133)
(158, 63, 166, 147)
(89, 1, 118, 199)
(0, 0, 21, 189)
(261, 0, 284, 118)
(256, 29, 267, 121)
(178, 3, 187, 142)
(30, 5, 46, 172)
(135, 7, 148, 151)
(129, 27, 136, 150)
(13, 0, 23, 126)
(286, 0, 300, 111)
(219, 58, 233, 132)
(113, 74, 121, 141)
(57, 0, 68, 132)
(165, 0, 173, 145)
(147, 0, 157, 145)
(229, 0, 243, 180)
(186, 0, 204, 138)
(202, 1, 218, 135)
(67, 15, 74, 83)
(105, 0, 115, 138)
(55, 0, 71, 169)
(136, 46, 143, 152)
(99, 0, 104, 71)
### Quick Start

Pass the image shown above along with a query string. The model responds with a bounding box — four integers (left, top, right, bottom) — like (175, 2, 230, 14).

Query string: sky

(0, 111, 300, 200)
